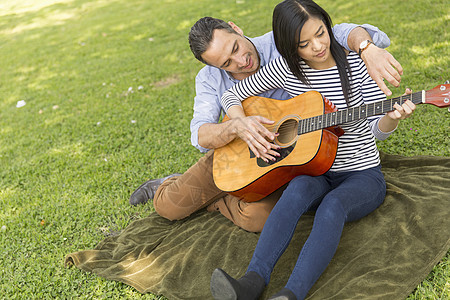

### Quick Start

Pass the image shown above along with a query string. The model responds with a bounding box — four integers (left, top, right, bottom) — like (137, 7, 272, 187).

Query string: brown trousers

(153, 150, 284, 232)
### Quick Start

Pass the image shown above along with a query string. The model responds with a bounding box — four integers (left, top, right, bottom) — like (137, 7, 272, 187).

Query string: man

(130, 17, 404, 233)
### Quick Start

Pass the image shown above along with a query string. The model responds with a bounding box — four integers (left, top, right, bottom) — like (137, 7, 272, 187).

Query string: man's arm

(198, 115, 276, 156)
(334, 23, 402, 96)
(347, 27, 402, 96)
(197, 122, 234, 150)
(204, 105, 280, 162)
(191, 70, 275, 153)
(190, 71, 224, 153)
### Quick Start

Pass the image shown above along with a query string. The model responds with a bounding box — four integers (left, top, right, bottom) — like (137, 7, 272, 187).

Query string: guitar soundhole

(275, 118, 298, 146)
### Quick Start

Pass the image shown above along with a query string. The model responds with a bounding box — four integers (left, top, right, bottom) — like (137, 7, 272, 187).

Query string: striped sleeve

(220, 57, 289, 113)
(357, 59, 394, 141)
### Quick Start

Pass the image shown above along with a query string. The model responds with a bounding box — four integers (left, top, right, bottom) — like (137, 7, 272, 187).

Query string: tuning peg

(442, 82, 449, 111)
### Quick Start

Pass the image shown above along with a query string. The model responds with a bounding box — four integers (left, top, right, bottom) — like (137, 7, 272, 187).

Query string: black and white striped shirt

(221, 52, 392, 172)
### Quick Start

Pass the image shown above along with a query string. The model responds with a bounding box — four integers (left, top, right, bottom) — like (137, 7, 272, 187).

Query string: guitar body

(213, 91, 341, 202)
(213, 83, 450, 203)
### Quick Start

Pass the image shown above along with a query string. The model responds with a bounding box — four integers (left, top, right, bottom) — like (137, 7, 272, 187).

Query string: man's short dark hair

(188, 17, 238, 64)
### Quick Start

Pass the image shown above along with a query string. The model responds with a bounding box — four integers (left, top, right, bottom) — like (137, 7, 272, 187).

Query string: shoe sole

(210, 269, 238, 300)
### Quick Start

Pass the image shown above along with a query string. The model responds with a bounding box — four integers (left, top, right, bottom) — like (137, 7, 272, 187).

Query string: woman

(210, 0, 415, 299)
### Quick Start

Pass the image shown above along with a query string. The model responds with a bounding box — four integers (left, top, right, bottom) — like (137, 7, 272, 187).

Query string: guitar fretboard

(297, 91, 424, 135)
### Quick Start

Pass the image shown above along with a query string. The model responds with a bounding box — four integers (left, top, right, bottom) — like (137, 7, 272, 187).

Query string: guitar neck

(298, 91, 425, 135)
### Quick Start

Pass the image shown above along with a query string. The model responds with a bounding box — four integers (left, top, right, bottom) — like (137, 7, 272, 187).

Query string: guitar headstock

(425, 82, 450, 108)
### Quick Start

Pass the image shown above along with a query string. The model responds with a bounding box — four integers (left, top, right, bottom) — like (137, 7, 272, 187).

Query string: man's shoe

(129, 173, 181, 206)
(268, 288, 297, 300)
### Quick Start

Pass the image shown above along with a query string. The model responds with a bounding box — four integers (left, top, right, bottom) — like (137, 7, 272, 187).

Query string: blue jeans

(246, 166, 386, 300)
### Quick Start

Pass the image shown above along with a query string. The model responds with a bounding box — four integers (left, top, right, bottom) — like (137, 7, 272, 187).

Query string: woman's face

(296, 17, 334, 69)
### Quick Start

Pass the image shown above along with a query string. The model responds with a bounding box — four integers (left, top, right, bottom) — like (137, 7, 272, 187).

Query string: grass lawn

(0, 0, 448, 298)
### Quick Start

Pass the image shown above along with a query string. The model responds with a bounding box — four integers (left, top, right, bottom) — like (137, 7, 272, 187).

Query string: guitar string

(259, 92, 422, 135)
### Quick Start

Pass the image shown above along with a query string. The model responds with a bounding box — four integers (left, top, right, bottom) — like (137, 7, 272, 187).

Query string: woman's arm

(377, 88, 415, 133)
(220, 57, 288, 114)
(220, 57, 290, 161)
(358, 58, 415, 139)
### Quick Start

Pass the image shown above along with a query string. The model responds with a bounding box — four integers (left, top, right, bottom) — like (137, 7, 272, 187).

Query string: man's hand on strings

(231, 116, 281, 163)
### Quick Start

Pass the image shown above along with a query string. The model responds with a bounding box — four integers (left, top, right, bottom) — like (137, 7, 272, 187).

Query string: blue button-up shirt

(190, 23, 390, 152)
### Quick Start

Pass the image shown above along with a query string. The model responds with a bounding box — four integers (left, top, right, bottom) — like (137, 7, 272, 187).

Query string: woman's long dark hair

(273, 0, 352, 105)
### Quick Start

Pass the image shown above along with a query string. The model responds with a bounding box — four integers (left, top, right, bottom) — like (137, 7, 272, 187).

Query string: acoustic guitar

(213, 83, 450, 202)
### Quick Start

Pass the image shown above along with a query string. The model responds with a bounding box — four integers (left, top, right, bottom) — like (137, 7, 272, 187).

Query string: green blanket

(65, 153, 450, 299)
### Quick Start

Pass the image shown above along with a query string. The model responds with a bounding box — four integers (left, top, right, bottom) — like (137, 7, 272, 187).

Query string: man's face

(201, 29, 260, 79)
